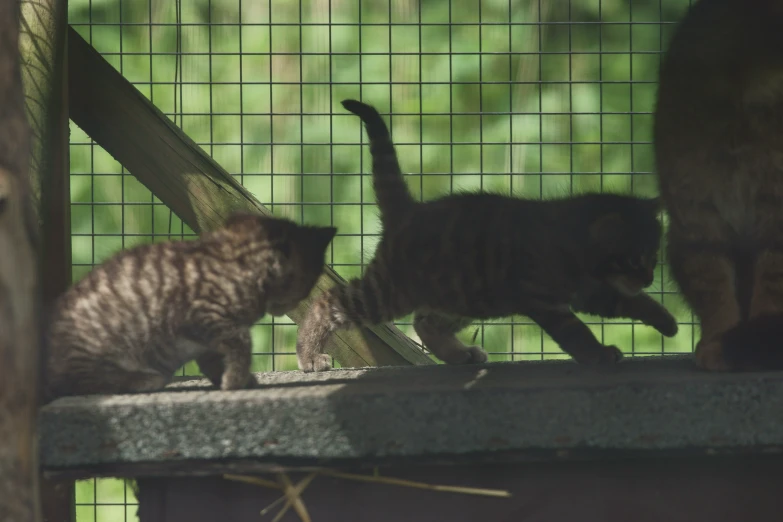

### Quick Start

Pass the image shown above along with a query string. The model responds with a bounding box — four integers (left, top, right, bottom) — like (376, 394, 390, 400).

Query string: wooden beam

(20, 0, 74, 520)
(21, 0, 72, 305)
(66, 26, 433, 369)
(0, 0, 42, 520)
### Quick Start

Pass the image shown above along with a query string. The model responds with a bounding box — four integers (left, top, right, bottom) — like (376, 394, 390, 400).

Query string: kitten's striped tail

(296, 269, 398, 372)
(341, 99, 415, 228)
(721, 314, 783, 370)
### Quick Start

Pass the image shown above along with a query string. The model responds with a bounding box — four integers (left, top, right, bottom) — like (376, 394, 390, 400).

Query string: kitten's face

(588, 200, 661, 296)
(603, 250, 658, 296)
(265, 225, 338, 317)
(219, 212, 337, 317)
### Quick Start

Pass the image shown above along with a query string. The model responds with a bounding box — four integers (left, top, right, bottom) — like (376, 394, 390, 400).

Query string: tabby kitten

(654, 0, 783, 371)
(295, 99, 677, 372)
(46, 212, 336, 399)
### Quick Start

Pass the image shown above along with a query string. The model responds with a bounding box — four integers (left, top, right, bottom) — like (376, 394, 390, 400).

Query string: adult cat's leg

(668, 226, 740, 371)
(413, 312, 486, 365)
(297, 259, 409, 372)
(748, 250, 783, 319)
(572, 286, 678, 337)
(526, 308, 623, 364)
(196, 328, 253, 390)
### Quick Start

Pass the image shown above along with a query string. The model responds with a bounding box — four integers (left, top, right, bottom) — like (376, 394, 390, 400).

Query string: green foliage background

(66, 0, 694, 519)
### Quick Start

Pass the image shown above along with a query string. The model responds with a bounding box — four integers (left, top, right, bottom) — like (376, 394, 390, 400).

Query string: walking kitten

(654, 0, 783, 371)
(296, 99, 677, 372)
(46, 212, 336, 399)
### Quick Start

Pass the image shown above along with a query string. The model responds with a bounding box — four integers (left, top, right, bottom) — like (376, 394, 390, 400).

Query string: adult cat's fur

(296, 99, 677, 371)
(46, 212, 336, 399)
(654, 0, 783, 371)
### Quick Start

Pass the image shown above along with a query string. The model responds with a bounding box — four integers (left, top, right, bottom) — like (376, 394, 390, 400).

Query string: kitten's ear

(589, 213, 626, 243)
(304, 226, 338, 255)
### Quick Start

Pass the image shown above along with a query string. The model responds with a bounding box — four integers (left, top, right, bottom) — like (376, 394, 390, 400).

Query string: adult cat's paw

(298, 353, 332, 372)
(694, 339, 730, 371)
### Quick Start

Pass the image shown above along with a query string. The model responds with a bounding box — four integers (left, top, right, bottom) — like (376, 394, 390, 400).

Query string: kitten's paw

(438, 345, 488, 365)
(597, 344, 624, 364)
(651, 313, 679, 337)
(575, 344, 624, 365)
(221, 371, 251, 391)
(694, 339, 731, 371)
(465, 346, 489, 364)
(298, 353, 333, 372)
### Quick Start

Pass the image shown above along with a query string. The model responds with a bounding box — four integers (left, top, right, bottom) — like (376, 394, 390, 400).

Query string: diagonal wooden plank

(66, 26, 433, 369)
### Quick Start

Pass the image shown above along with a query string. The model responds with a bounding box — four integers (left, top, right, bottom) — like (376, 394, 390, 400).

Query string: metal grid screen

(67, 0, 693, 519)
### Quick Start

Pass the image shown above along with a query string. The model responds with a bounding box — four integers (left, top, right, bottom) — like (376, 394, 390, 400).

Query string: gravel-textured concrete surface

(40, 355, 783, 469)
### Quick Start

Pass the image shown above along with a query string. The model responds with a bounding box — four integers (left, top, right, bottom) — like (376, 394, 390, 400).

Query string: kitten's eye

(628, 255, 646, 270)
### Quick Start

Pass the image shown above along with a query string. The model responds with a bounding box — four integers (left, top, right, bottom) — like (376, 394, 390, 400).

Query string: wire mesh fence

(66, 0, 693, 519)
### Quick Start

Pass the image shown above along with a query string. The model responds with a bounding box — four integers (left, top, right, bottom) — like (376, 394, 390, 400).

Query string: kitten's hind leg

(195, 351, 225, 388)
(526, 308, 623, 365)
(196, 329, 253, 391)
(115, 369, 169, 393)
(413, 312, 487, 365)
(296, 289, 345, 372)
(47, 363, 167, 398)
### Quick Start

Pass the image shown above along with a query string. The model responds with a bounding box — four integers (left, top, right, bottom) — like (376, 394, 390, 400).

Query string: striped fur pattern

(45, 212, 336, 399)
(654, 0, 783, 371)
(295, 99, 678, 372)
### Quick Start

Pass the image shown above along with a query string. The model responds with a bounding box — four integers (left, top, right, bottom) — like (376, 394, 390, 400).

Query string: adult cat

(654, 0, 783, 370)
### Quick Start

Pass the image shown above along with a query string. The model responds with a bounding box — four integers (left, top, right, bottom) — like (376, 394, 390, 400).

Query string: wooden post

(0, 0, 41, 519)
(19, 0, 72, 520)
(21, 0, 71, 304)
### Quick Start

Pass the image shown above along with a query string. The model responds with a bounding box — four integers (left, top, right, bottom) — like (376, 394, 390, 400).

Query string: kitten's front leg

(617, 292, 678, 337)
(573, 287, 678, 337)
(526, 308, 623, 364)
(196, 329, 253, 390)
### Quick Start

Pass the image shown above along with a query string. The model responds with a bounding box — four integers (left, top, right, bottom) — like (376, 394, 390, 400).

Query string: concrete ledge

(40, 355, 783, 477)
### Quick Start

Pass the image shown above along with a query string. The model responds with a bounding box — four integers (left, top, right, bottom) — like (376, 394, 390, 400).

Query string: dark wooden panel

(138, 457, 783, 522)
